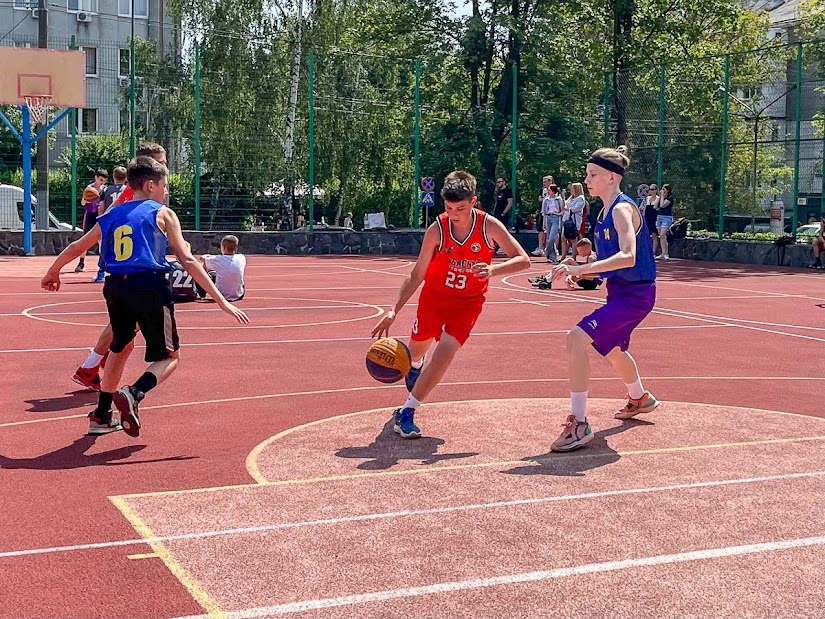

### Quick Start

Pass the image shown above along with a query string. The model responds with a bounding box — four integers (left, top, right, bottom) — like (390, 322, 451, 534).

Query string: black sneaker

(113, 386, 143, 438)
(87, 411, 122, 435)
(537, 279, 552, 290)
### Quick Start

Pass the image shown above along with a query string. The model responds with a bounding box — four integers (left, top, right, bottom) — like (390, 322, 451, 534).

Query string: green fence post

(718, 55, 730, 238)
(70, 35, 78, 230)
(791, 43, 802, 238)
(657, 64, 665, 188)
(413, 58, 420, 228)
(194, 41, 201, 231)
(603, 71, 610, 146)
(308, 50, 315, 233)
(510, 61, 517, 229)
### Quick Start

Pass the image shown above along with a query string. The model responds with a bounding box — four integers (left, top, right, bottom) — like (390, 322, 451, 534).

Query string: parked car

(743, 223, 772, 234)
(796, 223, 821, 240)
(0, 184, 75, 231)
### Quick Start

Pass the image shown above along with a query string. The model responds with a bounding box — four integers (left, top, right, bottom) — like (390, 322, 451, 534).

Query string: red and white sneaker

(72, 366, 101, 391)
(615, 392, 660, 420)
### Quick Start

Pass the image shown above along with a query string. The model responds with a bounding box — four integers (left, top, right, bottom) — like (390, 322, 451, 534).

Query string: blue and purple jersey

(594, 192, 656, 282)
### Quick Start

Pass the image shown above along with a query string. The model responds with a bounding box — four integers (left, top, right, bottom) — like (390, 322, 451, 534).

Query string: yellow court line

(127, 552, 159, 560)
(109, 496, 226, 619)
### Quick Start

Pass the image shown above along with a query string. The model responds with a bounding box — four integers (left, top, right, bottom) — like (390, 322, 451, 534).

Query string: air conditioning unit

(31, 8, 39, 18)
(76, 11, 92, 22)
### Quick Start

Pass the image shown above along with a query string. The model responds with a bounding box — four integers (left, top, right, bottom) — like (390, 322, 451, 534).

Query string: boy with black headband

(549, 145, 659, 452)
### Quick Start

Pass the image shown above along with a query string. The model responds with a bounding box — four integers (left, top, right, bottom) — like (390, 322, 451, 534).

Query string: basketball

(366, 337, 412, 384)
(83, 187, 100, 201)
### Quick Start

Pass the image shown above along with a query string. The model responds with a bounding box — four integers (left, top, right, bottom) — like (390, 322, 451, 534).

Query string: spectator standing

(656, 184, 674, 260)
(542, 184, 564, 262)
(494, 176, 513, 226)
(643, 183, 660, 256)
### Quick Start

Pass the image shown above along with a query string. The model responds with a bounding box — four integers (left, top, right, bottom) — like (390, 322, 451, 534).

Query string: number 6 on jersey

(114, 225, 134, 261)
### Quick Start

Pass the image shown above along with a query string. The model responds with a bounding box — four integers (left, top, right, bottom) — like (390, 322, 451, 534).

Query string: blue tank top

(97, 199, 171, 274)
(594, 192, 656, 282)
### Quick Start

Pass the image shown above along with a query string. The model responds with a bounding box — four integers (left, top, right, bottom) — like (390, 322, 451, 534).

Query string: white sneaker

(663, 255, 670, 260)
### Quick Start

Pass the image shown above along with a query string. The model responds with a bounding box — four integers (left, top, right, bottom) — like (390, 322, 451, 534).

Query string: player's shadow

(24, 390, 99, 413)
(0, 435, 197, 470)
(502, 419, 654, 478)
(335, 418, 478, 471)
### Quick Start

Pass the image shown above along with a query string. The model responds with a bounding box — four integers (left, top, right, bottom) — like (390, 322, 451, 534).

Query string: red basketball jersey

(423, 208, 497, 297)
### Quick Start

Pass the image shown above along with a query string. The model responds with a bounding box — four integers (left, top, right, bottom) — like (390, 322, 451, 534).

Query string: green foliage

(729, 231, 781, 241)
(61, 134, 130, 180)
(0, 106, 23, 181)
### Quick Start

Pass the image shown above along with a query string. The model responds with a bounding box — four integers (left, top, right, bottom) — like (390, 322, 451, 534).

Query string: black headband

(588, 155, 625, 176)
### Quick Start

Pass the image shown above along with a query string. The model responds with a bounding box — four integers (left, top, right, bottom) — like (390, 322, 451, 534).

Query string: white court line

(499, 277, 825, 343)
(0, 299, 571, 319)
(659, 279, 825, 303)
(0, 324, 729, 355)
(170, 534, 825, 618)
(1, 470, 822, 561)
(3, 375, 823, 429)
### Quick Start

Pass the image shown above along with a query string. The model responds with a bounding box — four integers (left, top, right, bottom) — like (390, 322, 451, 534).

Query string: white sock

(625, 378, 645, 400)
(571, 391, 588, 422)
(411, 357, 424, 370)
(81, 350, 105, 369)
(403, 394, 421, 411)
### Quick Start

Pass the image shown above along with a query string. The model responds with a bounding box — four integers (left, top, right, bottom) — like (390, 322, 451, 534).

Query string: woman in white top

(561, 182, 587, 259)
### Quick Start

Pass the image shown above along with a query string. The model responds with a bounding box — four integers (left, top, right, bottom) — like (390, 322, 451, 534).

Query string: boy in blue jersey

(549, 145, 660, 452)
(42, 157, 250, 436)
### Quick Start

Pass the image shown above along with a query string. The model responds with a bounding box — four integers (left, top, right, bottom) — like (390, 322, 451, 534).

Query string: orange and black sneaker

(72, 366, 101, 391)
(615, 392, 660, 420)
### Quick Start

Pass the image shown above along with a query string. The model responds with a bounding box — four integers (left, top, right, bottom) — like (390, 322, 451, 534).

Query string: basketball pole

(0, 106, 72, 254)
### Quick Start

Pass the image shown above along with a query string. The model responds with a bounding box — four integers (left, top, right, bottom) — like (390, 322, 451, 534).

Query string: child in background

(197, 235, 247, 302)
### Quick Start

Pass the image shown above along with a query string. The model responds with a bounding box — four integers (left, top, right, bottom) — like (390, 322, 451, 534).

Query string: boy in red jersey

(372, 171, 530, 438)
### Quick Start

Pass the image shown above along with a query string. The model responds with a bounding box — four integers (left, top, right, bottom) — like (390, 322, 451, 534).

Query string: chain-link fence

(1, 31, 823, 235)
(605, 39, 825, 235)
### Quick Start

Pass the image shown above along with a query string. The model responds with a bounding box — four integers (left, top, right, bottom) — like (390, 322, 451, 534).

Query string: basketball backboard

(0, 47, 86, 108)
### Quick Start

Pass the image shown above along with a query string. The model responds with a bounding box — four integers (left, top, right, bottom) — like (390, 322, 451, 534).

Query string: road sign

(421, 192, 435, 207)
(637, 183, 649, 199)
(421, 177, 435, 193)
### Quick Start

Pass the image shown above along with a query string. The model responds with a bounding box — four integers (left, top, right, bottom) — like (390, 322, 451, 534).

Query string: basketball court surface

(0, 255, 823, 619)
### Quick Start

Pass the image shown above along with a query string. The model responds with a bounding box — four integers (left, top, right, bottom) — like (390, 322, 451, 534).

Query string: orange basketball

(82, 186, 100, 201)
(366, 337, 412, 384)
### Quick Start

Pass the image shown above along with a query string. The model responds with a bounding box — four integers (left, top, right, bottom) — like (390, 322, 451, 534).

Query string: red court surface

(0, 255, 823, 619)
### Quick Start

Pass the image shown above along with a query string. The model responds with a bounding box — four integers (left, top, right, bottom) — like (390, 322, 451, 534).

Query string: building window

(13, 0, 37, 9)
(68, 0, 99, 13)
(82, 47, 97, 77)
(74, 108, 97, 134)
(118, 0, 148, 18)
(119, 48, 130, 78)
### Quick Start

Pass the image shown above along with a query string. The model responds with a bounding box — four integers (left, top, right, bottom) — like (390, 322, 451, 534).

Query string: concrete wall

(0, 230, 815, 268)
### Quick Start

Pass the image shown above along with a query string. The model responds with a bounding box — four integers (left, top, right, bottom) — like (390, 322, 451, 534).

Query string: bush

(729, 232, 781, 242)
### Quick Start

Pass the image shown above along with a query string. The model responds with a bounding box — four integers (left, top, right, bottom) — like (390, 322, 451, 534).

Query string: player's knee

(566, 326, 589, 352)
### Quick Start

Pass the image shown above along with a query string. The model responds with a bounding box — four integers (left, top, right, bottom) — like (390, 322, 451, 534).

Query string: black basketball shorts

(103, 271, 180, 362)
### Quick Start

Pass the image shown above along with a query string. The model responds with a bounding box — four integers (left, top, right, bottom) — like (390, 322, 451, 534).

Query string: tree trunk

(283, 0, 304, 229)
(334, 178, 345, 226)
(612, 0, 634, 146)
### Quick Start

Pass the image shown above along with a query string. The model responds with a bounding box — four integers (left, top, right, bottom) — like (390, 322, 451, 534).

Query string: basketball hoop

(24, 96, 52, 125)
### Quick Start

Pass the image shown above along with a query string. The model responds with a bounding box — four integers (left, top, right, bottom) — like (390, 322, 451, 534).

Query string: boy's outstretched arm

(371, 224, 439, 338)
(158, 208, 250, 325)
(41, 226, 103, 291)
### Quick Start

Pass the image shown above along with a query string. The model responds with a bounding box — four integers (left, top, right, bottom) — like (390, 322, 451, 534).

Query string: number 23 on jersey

(113, 225, 133, 261)
(445, 272, 467, 289)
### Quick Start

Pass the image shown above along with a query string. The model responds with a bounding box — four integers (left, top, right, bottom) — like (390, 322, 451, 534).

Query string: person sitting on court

(530, 238, 602, 290)
(197, 235, 246, 302)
